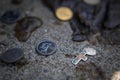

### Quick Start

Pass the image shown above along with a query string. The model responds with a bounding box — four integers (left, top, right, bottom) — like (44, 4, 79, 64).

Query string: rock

(14, 17, 43, 42)
(0, 48, 24, 63)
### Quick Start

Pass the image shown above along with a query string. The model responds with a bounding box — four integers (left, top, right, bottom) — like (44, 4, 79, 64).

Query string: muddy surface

(0, 0, 120, 80)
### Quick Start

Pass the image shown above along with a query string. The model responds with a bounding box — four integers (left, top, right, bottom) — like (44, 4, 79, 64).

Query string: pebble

(0, 48, 24, 63)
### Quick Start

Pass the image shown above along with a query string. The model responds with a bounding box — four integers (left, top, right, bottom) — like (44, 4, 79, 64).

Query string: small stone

(84, 0, 101, 5)
(0, 48, 24, 63)
(36, 40, 57, 56)
(14, 17, 43, 42)
(0, 10, 21, 24)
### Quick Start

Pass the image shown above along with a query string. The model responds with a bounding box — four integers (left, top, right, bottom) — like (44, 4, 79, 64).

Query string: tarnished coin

(84, 0, 101, 5)
(82, 47, 96, 56)
(0, 48, 24, 63)
(0, 10, 21, 24)
(36, 40, 57, 56)
(55, 7, 73, 21)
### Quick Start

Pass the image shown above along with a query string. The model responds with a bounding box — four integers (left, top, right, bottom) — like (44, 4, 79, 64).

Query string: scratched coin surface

(36, 40, 57, 56)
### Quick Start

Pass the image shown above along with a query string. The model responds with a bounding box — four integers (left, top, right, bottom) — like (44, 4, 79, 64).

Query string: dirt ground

(0, 0, 120, 80)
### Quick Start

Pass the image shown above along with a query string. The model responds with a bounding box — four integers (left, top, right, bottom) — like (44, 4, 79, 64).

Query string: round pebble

(0, 10, 21, 24)
(83, 47, 96, 56)
(84, 0, 101, 5)
(36, 40, 57, 56)
(0, 48, 24, 63)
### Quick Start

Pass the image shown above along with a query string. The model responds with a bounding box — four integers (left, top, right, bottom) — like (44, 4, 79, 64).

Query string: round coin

(0, 10, 21, 24)
(55, 7, 73, 21)
(36, 40, 57, 56)
(0, 48, 24, 63)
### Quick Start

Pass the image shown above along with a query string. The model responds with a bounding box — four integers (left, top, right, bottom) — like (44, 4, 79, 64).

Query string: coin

(84, 0, 101, 5)
(36, 40, 57, 56)
(55, 7, 73, 21)
(0, 10, 21, 24)
(0, 48, 24, 63)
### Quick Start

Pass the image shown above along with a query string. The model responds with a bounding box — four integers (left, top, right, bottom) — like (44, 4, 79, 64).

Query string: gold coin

(84, 0, 101, 5)
(111, 71, 120, 80)
(55, 7, 73, 21)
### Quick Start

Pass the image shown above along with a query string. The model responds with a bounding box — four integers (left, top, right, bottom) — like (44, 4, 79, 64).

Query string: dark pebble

(0, 48, 24, 63)
(0, 10, 21, 24)
(36, 40, 57, 56)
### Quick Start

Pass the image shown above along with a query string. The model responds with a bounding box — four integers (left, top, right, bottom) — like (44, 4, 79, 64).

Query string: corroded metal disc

(36, 40, 57, 56)
(55, 7, 73, 21)
(0, 10, 21, 24)
(0, 48, 24, 63)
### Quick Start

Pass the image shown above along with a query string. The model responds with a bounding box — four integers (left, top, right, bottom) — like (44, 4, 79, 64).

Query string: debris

(0, 48, 24, 63)
(55, 7, 73, 21)
(36, 40, 57, 56)
(0, 10, 21, 24)
(72, 47, 96, 65)
(14, 17, 43, 42)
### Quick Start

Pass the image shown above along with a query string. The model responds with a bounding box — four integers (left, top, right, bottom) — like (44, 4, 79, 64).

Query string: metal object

(36, 40, 57, 56)
(72, 47, 96, 65)
(55, 7, 73, 21)
(0, 10, 21, 24)
(72, 53, 87, 65)
(0, 48, 24, 63)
